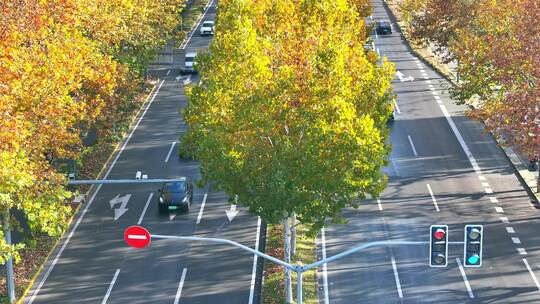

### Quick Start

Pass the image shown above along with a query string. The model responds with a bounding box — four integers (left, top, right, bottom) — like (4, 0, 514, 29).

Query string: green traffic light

(468, 254, 480, 265)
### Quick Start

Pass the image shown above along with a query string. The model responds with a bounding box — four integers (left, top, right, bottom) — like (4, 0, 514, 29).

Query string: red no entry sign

(124, 225, 151, 248)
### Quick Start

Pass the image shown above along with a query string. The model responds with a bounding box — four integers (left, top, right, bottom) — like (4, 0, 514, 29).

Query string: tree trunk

(283, 217, 293, 303)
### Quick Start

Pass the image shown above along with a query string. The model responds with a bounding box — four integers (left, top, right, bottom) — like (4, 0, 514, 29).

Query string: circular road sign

(124, 225, 151, 248)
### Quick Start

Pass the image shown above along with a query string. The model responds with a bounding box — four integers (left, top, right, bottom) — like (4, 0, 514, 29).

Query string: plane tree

(182, 0, 395, 233)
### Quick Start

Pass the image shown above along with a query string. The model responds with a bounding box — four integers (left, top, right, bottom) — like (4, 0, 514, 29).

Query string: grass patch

(262, 224, 318, 304)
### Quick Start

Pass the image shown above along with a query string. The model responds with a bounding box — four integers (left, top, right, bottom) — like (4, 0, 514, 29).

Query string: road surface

(318, 0, 540, 303)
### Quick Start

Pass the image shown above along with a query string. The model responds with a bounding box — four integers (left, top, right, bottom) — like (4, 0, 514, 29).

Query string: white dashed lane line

(506, 227, 516, 234)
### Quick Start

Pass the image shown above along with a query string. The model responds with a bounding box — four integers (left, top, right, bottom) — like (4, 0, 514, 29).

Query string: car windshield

(203, 22, 213, 27)
(185, 56, 195, 63)
(379, 21, 390, 27)
(163, 182, 186, 193)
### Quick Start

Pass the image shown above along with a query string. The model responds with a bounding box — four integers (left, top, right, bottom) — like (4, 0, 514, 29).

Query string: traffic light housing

(464, 225, 483, 267)
(430, 225, 448, 267)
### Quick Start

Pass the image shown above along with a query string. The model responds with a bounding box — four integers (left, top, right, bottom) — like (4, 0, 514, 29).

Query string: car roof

(202, 20, 214, 25)
(378, 20, 391, 25)
(186, 52, 197, 57)
(163, 181, 186, 192)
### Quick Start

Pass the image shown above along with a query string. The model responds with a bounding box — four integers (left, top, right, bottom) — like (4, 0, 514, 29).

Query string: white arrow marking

(396, 71, 414, 82)
(183, 75, 192, 85)
(109, 194, 131, 220)
(226, 204, 239, 222)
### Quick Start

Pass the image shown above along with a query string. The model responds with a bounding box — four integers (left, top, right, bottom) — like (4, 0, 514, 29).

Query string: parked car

(376, 20, 392, 35)
(157, 179, 193, 213)
(200, 20, 215, 36)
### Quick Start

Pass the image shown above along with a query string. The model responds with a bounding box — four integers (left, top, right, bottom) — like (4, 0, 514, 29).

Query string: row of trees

(0, 0, 184, 262)
(183, 0, 395, 233)
(400, 0, 539, 154)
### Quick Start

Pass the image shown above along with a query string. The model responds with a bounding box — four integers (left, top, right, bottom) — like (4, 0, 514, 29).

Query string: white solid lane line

(28, 80, 165, 304)
(438, 104, 482, 174)
(248, 217, 262, 304)
(165, 141, 177, 162)
(391, 256, 403, 298)
(456, 258, 475, 299)
(407, 135, 418, 157)
(166, 70, 171, 76)
(426, 184, 440, 212)
(173, 268, 188, 304)
(320, 228, 330, 304)
(196, 193, 208, 224)
(523, 259, 540, 291)
(137, 193, 154, 225)
(102, 269, 120, 304)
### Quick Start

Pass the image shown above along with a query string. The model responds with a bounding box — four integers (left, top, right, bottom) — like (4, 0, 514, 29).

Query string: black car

(158, 179, 193, 213)
(376, 20, 392, 35)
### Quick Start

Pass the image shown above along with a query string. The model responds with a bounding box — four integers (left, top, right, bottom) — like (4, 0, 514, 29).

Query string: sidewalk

(500, 145, 540, 203)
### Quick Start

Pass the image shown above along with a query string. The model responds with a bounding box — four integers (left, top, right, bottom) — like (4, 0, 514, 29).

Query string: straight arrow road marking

(173, 268, 188, 304)
(101, 269, 120, 304)
(226, 204, 239, 222)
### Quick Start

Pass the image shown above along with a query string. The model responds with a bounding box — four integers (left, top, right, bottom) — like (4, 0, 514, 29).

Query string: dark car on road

(158, 179, 193, 213)
(376, 20, 392, 35)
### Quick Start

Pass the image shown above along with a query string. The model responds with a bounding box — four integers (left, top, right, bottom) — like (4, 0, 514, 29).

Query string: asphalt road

(23, 2, 262, 303)
(318, 0, 540, 303)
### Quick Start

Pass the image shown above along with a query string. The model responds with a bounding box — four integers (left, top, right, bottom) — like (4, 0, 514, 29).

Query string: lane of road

(319, 0, 540, 303)
(24, 2, 262, 303)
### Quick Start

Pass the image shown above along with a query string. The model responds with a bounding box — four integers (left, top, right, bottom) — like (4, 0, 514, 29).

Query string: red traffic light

(433, 228, 446, 240)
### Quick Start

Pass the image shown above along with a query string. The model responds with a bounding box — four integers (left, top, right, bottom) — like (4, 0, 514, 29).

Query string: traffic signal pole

(150, 234, 438, 304)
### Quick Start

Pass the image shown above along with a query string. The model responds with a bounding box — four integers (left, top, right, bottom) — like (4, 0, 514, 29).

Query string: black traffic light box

(430, 225, 448, 267)
(464, 225, 483, 267)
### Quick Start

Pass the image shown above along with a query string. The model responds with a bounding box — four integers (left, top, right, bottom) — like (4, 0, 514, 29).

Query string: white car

(183, 52, 197, 73)
(200, 21, 215, 36)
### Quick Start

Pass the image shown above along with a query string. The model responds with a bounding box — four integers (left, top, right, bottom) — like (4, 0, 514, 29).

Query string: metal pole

(284, 217, 293, 303)
(4, 211, 16, 302)
(297, 268, 303, 304)
(291, 213, 296, 256)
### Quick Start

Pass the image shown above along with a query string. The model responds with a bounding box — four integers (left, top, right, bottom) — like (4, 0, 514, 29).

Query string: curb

(382, 0, 539, 206)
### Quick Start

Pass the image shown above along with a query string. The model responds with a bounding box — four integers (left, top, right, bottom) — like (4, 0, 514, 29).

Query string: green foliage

(183, 0, 394, 232)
